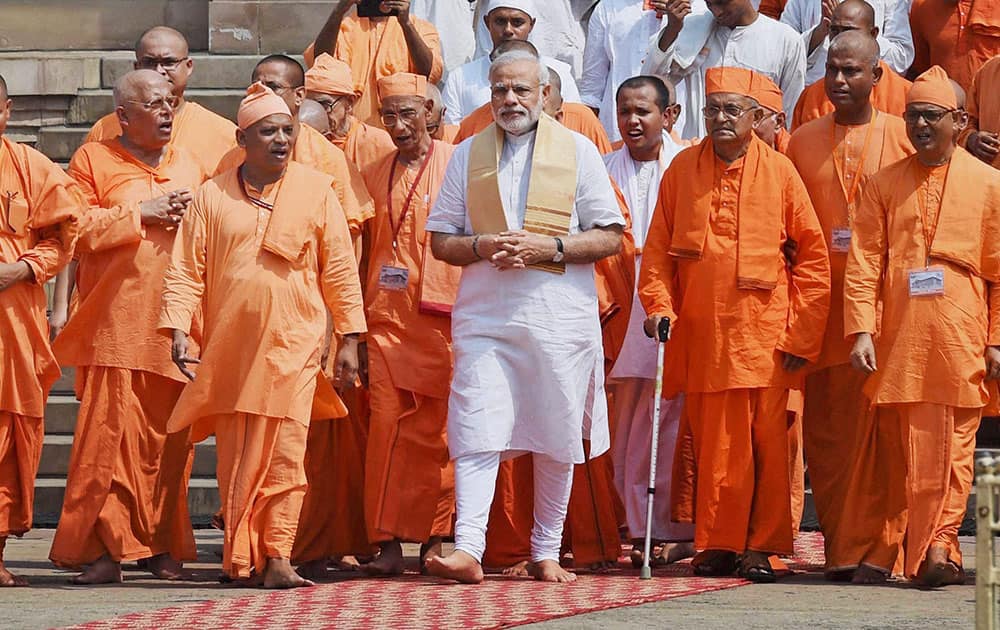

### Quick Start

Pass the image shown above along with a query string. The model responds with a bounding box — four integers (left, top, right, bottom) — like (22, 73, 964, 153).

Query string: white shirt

(643, 12, 807, 139)
(603, 133, 685, 379)
(441, 55, 581, 125)
(580, 0, 667, 142)
(780, 0, 914, 85)
(410, 0, 478, 76)
(472, 0, 587, 76)
(426, 127, 624, 463)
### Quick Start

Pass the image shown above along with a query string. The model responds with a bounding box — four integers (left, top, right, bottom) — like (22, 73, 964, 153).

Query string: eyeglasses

(490, 83, 539, 99)
(316, 96, 346, 112)
(262, 82, 295, 95)
(126, 96, 179, 112)
(903, 108, 955, 125)
(380, 109, 419, 127)
(136, 57, 189, 72)
(702, 104, 757, 120)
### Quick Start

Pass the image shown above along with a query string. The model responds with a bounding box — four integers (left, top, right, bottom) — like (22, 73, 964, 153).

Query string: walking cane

(640, 317, 670, 580)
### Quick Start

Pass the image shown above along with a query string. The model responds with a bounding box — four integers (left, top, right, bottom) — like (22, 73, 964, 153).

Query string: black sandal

(739, 563, 777, 583)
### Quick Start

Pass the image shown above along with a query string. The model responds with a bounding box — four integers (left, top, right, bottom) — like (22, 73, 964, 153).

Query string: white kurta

(603, 136, 693, 541)
(441, 55, 581, 125)
(642, 12, 807, 140)
(410, 0, 478, 76)
(780, 0, 914, 85)
(579, 0, 668, 143)
(426, 127, 624, 464)
(472, 0, 587, 76)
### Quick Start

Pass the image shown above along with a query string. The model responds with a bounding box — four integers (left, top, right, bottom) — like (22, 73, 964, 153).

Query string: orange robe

(49, 140, 207, 568)
(845, 147, 1000, 578)
(758, 0, 787, 19)
(436, 123, 460, 144)
(305, 16, 444, 126)
(334, 117, 396, 175)
(454, 102, 614, 154)
(86, 101, 237, 176)
(360, 141, 458, 544)
(0, 137, 81, 541)
(216, 123, 375, 238)
(909, 0, 1000, 90)
(787, 112, 913, 573)
(158, 162, 367, 578)
(960, 55, 1000, 169)
(792, 61, 912, 130)
(638, 137, 831, 556)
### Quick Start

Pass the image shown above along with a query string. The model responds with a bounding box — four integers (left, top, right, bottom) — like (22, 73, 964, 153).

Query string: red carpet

(70, 533, 825, 630)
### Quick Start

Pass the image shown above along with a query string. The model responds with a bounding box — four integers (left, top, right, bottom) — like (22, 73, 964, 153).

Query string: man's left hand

(491, 230, 559, 269)
(334, 335, 360, 393)
(986, 346, 1000, 380)
(782, 352, 807, 372)
(0, 261, 32, 293)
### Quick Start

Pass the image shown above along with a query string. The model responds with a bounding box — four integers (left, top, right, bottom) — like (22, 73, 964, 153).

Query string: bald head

(0, 75, 10, 136)
(424, 82, 447, 137)
(133, 26, 192, 99)
(299, 98, 332, 136)
(828, 29, 880, 67)
(951, 79, 967, 109)
(830, 0, 879, 39)
(113, 69, 170, 107)
(114, 70, 174, 150)
(135, 26, 188, 57)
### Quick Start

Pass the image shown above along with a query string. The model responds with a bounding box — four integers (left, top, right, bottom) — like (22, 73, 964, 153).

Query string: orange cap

(906, 65, 958, 110)
(304, 53, 357, 97)
(748, 73, 783, 113)
(377, 72, 427, 101)
(706, 66, 782, 112)
(237, 82, 291, 130)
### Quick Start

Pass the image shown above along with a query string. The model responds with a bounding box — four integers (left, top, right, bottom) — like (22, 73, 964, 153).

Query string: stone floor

(0, 529, 983, 629)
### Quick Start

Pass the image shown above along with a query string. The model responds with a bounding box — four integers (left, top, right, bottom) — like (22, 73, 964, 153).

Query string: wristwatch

(552, 237, 565, 263)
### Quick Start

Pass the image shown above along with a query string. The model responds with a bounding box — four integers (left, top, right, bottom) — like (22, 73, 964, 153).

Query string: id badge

(830, 227, 851, 253)
(908, 266, 945, 297)
(378, 264, 409, 291)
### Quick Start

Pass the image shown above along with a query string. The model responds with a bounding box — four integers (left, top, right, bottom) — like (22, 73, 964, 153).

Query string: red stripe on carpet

(69, 533, 826, 630)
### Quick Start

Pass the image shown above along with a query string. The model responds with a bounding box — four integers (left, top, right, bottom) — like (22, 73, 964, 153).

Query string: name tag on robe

(830, 227, 852, 253)
(378, 264, 409, 292)
(908, 267, 945, 297)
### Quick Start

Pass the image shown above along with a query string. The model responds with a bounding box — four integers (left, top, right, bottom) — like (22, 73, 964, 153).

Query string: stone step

(100, 54, 304, 90)
(33, 477, 220, 529)
(66, 89, 243, 126)
(51, 367, 76, 396)
(37, 434, 217, 478)
(0, 1, 208, 52)
(35, 126, 89, 162)
(44, 395, 79, 435)
(209, 1, 328, 54)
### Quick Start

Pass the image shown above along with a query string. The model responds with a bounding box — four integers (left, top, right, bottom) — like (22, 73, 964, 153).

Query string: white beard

(496, 101, 543, 135)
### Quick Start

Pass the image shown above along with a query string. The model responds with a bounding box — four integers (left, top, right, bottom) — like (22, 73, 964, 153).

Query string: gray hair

(488, 50, 550, 86)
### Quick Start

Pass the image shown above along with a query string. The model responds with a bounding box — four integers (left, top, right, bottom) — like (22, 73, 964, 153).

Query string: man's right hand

(171, 329, 200, 381)
(140, 189, 192, 227)
(650, 0, 692, 25)
(850, 332, 877, 375)
(643, 314, 671, 340)
(967, 131, 1000, 164)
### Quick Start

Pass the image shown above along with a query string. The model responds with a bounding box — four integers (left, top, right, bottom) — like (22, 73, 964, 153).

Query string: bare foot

(330, 556, 361, 572)
(529, 559, 577, 583)
(920, 546, 964, 587)
(361, 540, 405, 576)
(425, 550, 485, 584)
(263, 558, 315, 589)
(297, 558, 329, 581)
(70, 555, 123, 585)
(502, 560, 531, 577)
(852, 565, 889, 585)
(419, 538, 443, 574)
(146, 553, 184, 580)
(662, 542, 695, 565)
(0, 563, 28, 587)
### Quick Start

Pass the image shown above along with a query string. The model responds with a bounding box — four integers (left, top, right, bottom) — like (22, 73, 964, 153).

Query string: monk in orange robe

(425, 83, 459, 143)
(355, 72, 459, 576)
(909, 0, 1000, 90)
(159, 84, 366, 588)
(48, 70, 207, 585)
(787, 32, 914, 583)
(303, 54, 396, 174)
(0, 74, 83, 586)
(845, 66, 1000, 587)
(791, 2, 912, 130)
(961, 55, 1000, 169)
(305, 0, 444, 125)
(750, 72, 790, 153)
(639, 67, 831, 582)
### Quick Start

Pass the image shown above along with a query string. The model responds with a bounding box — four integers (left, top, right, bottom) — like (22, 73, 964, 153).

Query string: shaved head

(254, 54, 305, 88)
(0, 75, 10, 136)
(829, 29, 880, 67)
(253, 55, 306, 115)
(830, 0, 879, 38)
(133, 26, 192, 99)
(951, 79, 967, 109)
(113, 69, 170, 107)
(299, 98, 331, 135)
(135, 26, 189, 58)
(0, 74, 7, 101)
(113, 69, 174, 150)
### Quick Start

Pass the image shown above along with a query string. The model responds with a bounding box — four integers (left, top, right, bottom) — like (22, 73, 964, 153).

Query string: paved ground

(0, 529, 980, 629)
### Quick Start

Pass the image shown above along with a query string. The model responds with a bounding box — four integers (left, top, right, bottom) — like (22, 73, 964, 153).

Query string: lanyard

(237, 166, 278, 212)
(386, 142, 435, 254)
(917, 162, 951, 267)
(831, 110, 877, 226)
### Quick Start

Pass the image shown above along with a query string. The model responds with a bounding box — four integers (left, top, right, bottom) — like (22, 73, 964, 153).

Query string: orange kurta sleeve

(318, 187, 367, 336)
(843, 176, 886, 337)
(67, 144, 144, 254)
(990, 280, 1000, 345)
(158, 189, 207, 335)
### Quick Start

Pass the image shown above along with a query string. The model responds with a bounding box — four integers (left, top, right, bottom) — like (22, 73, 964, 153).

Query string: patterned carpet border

(68, 533, 826, 630)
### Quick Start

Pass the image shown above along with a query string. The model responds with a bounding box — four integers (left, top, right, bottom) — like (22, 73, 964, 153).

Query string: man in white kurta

(642, 0, 806, 139)
(781, 0, 913, 85)
(443, 0, 580, 125)
(603, 76, 695, 560)
(472, 0, 586, 76)
(580, 0, 669, 142)
(410, 0, 478, 76)
(425, 51, 624, 584)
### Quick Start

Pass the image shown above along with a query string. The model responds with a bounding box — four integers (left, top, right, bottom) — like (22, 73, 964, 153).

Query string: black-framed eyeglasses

(126, 95, 179, 112)
(702, 104, 757, 120)
(136, 57, 189, 71)
(903, 108, 955, 125)
(380, 109, 419, 127)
